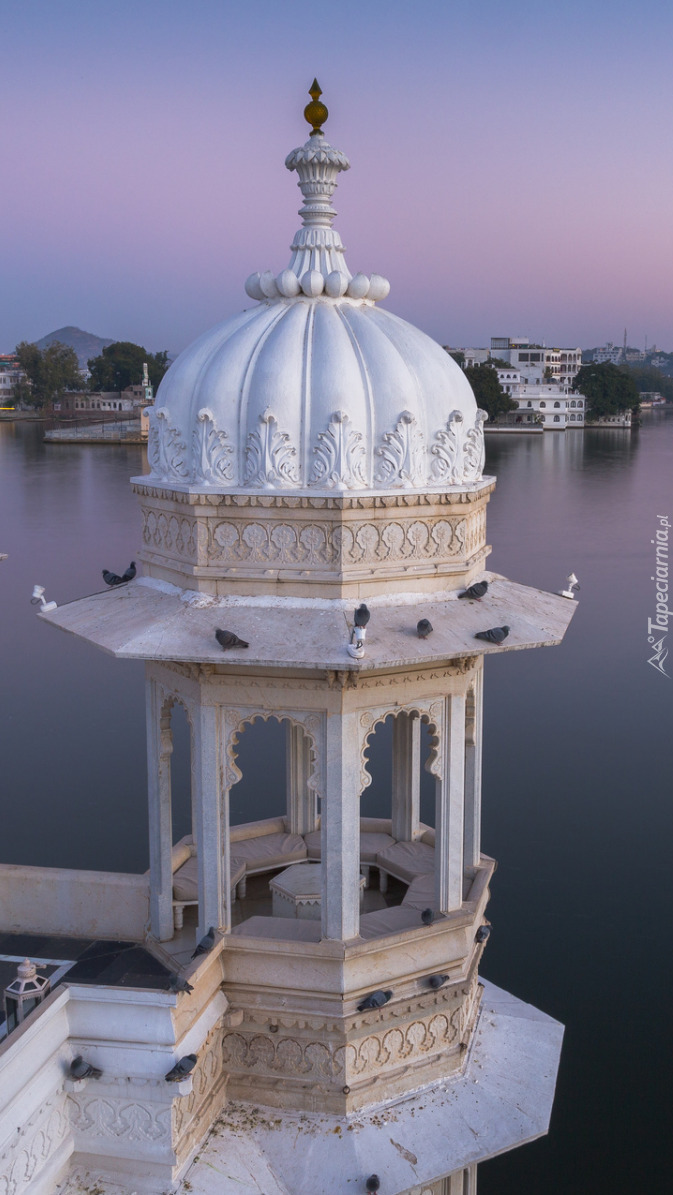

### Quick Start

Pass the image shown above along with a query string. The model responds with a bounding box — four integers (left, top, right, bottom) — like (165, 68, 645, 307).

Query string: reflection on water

(1, 415, 672, 1192)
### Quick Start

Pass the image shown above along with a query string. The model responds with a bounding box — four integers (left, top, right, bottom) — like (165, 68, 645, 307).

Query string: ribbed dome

(146, 102, 485, 494)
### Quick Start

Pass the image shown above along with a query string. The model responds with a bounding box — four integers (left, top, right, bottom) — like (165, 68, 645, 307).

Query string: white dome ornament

(148, 80, 485, 495)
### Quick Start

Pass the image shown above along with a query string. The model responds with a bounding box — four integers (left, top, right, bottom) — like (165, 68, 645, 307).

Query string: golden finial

(304, 78, 328, 135)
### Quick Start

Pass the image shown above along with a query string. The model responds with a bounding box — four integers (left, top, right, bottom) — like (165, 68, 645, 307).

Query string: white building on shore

(496, 369, 585, 429)
(490, 337, 582, 388)
(0, 354, 25, 405)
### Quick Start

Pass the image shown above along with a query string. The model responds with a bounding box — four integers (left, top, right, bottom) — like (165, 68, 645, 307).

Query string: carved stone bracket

(193, 408, 234, 485)
(375, 410, 426, 487)
(147, 407, 190, 483)
(431, 409, 487, 485)
(245, 409, 299, 488)
(310, 411, 368, 488)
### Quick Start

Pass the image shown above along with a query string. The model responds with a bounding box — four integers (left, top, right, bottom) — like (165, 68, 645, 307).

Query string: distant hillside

(35, 326, 114, 369)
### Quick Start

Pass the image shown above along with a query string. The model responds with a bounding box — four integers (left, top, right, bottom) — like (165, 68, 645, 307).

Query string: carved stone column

(192, 702, 230, 938)
(441, 1167, 478, 1195)
(285, 723, 317, 835)
(435, 693, 466, 913)
(391, 711, 421, 842)
(146, 677, 175, 942)
(321, 708, 361, 940)
(464, 665, 483, 872)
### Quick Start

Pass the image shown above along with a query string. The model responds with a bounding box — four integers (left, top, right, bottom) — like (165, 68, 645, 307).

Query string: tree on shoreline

(620, 363, 673, 403)
(463, 362, 517, 422)
(573, 362, 640, 418)
(87, 342, 169, 393)
(13, 341, 81, 409)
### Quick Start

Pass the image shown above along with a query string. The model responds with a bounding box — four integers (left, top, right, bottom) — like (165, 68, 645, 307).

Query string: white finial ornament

(244, 80, 390, 304)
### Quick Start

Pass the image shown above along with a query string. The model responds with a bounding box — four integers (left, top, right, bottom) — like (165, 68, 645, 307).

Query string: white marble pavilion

(0, 83, 577, 1195)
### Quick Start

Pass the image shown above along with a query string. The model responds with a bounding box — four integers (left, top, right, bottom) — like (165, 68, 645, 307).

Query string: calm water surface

(1, 415, 672, 1192)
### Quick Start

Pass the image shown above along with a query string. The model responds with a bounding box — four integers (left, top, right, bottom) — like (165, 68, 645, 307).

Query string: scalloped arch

(358, 702, 444, 796)
(223, 708, 324, 795)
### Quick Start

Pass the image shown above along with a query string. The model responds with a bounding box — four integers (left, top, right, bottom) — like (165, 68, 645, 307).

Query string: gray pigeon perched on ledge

(69, 1055, 102, 1080)
(417, 618, 433, 638)
(428, 974, 449, 989)
(357, 989, 392, 1012)
(421, 907, 434, 925)
(191, 926, 216, 958)
(459, 580, 489, 601)
(354, 603, 370, 627)
(165, 1053, 197, 1082)
(215, 628, 249, 650)
(102, 561, 136, 587)
(474, 625, 509, 644)
(168, 973, 194, 994)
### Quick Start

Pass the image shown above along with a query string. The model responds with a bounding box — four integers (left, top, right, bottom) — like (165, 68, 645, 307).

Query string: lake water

(1, 414, 672, 1193)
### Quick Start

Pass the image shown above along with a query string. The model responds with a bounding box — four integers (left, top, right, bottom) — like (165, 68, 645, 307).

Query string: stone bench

(230, 816, 307, 899)
(171, 837, 246, 931)
(376, 830, 435, 893)
(304, 816, 396, 886)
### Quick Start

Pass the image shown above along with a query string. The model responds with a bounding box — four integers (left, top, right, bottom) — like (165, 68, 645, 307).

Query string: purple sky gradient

(2, 0, 673, 355)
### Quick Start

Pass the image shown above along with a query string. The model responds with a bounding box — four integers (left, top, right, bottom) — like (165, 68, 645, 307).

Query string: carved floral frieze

(147, 405, 486, 491)
(139, 501, 487, 580)
(222, 985, 468, 1088)
(67, 1095, 172, 1143)
(206, 515, 474, 569)
(142, 507, 197, 559)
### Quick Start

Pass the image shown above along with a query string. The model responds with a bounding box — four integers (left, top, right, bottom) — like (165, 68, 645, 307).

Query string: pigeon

(421, 907, 434, 926)
(191, 926, 216, 958)
(428, 974, 449, 990)
(102, 561, 135, 587)
(459, 580, 489, 601)
(476, 924, 491, 943)
(168, 973, 194, 994)
(417, 618, 433, 639)
(366, 1179, 381, 1193)
(215, 628, 249, 650)
(357, 989, 393, 1012)
(69, 1055, 102, 1081)
(474, 625, 509, 644)
(165, 1053, 197, 1082)
(353, 603, 371, 628)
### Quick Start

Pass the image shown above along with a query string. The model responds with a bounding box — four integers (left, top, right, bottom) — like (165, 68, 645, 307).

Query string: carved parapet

(221, 967, 482, 1114)
(133, 480, 494, 599)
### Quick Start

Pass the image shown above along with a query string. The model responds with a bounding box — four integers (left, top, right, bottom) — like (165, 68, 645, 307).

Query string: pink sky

(2, 0, 673, 355)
